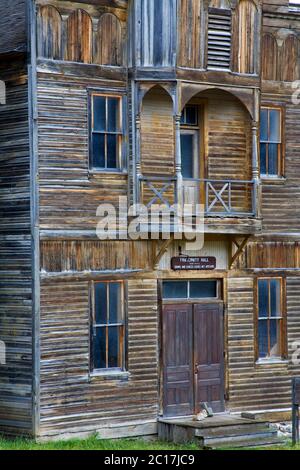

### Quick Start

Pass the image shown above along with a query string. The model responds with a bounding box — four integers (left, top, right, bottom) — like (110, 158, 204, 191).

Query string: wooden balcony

(138, 176, 262, 235)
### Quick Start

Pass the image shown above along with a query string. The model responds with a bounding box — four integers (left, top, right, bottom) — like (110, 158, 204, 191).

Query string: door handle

(194, 364, 199, 375)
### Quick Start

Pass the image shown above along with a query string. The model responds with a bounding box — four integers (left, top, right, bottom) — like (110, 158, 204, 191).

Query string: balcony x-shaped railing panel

(140, 176, 177, 209)
(139, 176, 255, 217)
(207, 181, 231, 213)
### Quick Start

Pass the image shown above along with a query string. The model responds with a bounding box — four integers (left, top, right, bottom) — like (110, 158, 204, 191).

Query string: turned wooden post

(175, 114, 183, 206)
(135, 113, 142, 205)
(251, 120, 261, 218)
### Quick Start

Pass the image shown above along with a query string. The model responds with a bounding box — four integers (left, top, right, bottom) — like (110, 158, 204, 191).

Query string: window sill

(255, 358, 289, 366)
(89, 169, 128, 176)
(89, 370, 130, 381)
(261, 177, 286, 185)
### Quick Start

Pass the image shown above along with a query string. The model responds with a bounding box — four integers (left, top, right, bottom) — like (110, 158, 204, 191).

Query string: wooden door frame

(158, 279, 226, 417)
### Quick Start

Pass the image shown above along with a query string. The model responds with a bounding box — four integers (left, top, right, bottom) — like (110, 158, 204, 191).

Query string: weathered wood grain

(37, 5, 62, 60)
(38, 278, 158, 438)
(227, 276, 300, 411)
(0, 60, 33, 436)
(65, 9, 93, 64)
(95, 13, 123, 66)
(36, 2, 127, 67)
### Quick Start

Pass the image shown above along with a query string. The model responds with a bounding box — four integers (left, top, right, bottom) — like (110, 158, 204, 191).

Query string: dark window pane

(258, 279, 269, 317)
(93, 96, 106, 131)
(108, 326, 120, 368)
(260, 143, 267, 175)
(181, 134, 194, 179)
(270, 279, 281, 317)
(107, 134, 118, 169)
(258, 319, 268, 359)
(107, 98, 119, 132)
(260, 109, 268, 142)
(270, 319, 280, 357)
(185, 106, 198, 125)
(268, 144, 279, 176)
(109, 283, 122, 324)
(93, 327, 106, 369)
(95, 283, 107, 324)
(190, 281, 217, 298)
(92, 133, 105, 168)
(163, 281, 188, 299)
(269, 110, 280, 142)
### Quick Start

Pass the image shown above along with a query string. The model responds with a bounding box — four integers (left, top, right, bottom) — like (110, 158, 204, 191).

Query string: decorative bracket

(230, 235, 251, 269)
(153, 236, 174, 270)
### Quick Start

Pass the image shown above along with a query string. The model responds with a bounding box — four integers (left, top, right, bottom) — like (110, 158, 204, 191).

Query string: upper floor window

(90, 94, 124, 171)
(91, 281, 126, 372)
(257, 278, 286, 361)
(207, 8, 232, 70)
(180, 105, 200, 179)
(260, 107, 283, 178)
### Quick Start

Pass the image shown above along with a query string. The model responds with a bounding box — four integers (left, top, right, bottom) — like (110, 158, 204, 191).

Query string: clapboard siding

(261, 90, 300, 234)
(37, 72, 128, 230)
(0, 62, 33, 435)
(287, 278, 300, 371)
(227, 276, 300, 411)
(39, 278, 158, 437)
(140, 86, 175, 177)
(204, 90, 252, 181)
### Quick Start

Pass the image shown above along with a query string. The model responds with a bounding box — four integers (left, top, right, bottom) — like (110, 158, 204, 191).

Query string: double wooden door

(162, 303, 225, 417)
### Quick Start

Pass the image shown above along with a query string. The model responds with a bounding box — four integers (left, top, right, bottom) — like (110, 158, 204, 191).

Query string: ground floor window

(256, 277, 286, 361)
(91, 281, 126, 372)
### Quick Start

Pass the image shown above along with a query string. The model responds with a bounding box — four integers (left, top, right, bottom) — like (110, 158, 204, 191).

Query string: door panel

(163, 304, 194, 417)
(194, 303, 225, 413)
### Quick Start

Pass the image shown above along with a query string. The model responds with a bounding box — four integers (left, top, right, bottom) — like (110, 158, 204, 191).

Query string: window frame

(255, 276, 287, 363)
(180, 105, 202, 181)
(90, 280, 127, 374)
(260, 105, 285, 179)
(162, 279, 222, 302)
(89, 92, 126, 173)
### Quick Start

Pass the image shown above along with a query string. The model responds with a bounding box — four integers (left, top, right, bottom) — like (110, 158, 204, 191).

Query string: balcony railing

(139, 176, 257, 217)
(139, 176, 178, 209)
(196, 179, 255, 217)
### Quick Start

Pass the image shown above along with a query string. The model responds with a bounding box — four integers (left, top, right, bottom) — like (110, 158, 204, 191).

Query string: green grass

(219, 441, 298, 451)
(0, 435, 200, 451)
(0, 435, 298, 451)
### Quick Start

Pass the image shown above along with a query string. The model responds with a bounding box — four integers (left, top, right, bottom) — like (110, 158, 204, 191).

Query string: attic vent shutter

(207, 9, 232, 70)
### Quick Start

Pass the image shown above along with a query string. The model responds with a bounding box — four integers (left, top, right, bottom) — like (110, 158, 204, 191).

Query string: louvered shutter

(207, 8, 232, 70)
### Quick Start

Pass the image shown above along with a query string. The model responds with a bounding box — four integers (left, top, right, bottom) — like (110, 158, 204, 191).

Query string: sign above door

(171, 256, 217, 271)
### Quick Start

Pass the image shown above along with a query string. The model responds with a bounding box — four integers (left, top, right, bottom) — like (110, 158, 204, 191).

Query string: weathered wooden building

(0, 0, 300, 440)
